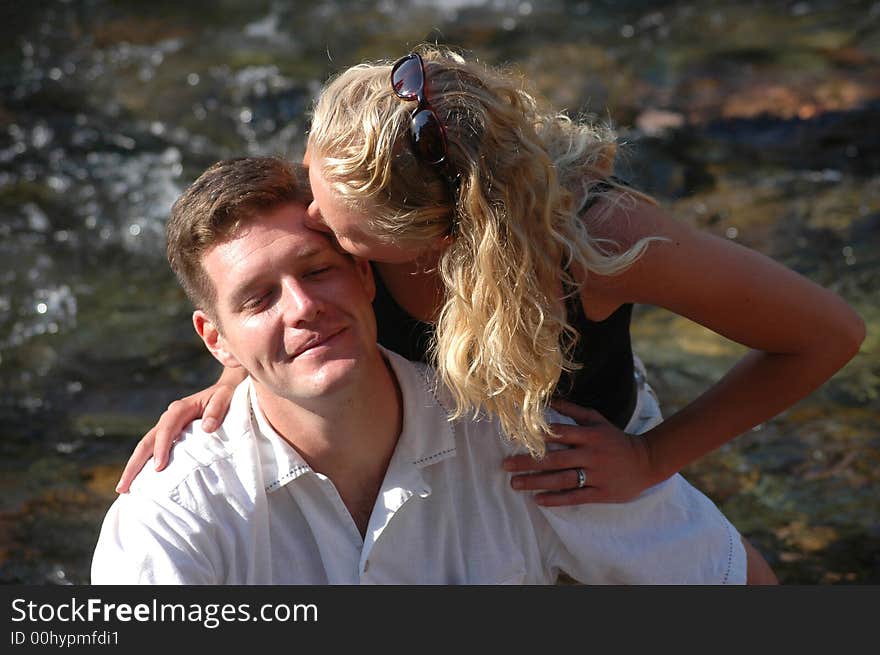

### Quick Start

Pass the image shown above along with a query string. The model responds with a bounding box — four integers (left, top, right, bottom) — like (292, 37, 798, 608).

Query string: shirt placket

(358, 459, 431, 581)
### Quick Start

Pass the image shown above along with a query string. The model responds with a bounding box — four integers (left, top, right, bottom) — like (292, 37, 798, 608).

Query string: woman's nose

(305, 201, 331, 233)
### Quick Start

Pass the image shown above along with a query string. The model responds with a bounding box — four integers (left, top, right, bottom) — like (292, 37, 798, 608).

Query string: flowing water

(1, 0, 877, 584)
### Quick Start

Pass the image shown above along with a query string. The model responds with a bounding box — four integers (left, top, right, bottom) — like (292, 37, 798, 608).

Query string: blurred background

(0, 0, 877, 584)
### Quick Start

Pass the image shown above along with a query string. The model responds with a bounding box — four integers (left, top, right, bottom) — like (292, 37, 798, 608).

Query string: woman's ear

(193, 310, 242, 369)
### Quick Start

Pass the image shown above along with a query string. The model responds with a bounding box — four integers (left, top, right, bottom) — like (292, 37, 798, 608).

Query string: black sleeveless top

(371, 177, 638, 430)
(372, 270, 637, 430)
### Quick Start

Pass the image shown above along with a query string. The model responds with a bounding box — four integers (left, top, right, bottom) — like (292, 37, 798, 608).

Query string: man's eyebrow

(293, 243, 326, 261)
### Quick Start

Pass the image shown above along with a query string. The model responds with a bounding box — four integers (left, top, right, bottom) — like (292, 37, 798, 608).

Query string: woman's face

(305, 151, 426, 264)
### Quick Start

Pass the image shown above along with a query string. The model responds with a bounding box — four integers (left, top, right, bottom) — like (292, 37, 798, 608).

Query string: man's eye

(305, 267, 331, 278)
(242, 292, 271, 311)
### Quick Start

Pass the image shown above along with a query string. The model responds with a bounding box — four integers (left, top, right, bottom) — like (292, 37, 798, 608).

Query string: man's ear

(353, 256, 375, 302)
(193, 310, 242, 369)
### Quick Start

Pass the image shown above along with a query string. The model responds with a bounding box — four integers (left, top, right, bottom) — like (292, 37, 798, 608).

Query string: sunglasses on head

(391, 52, 448, 166)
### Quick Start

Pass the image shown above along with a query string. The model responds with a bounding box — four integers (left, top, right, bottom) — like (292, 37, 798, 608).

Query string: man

(91, 157, 766, 584)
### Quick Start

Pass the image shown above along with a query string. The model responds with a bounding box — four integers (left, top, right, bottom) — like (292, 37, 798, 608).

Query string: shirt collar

(379, 346, 457, 469)
(246, 379, 313, 493)
(245, 346, 458, 493)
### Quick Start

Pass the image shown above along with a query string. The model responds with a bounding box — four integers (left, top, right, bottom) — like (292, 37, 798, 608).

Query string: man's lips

(288, 327, 347, 359)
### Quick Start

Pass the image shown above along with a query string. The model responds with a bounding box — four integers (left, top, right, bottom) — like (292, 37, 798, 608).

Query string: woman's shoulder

(573, 183, 686, 310)
(576, 175, 695, 262)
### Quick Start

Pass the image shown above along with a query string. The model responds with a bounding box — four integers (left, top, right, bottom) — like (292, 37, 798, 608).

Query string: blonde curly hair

(308, 45, 659, 457)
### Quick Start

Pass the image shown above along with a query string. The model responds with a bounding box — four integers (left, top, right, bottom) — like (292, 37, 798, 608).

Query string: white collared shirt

(91, 349, 745, 585)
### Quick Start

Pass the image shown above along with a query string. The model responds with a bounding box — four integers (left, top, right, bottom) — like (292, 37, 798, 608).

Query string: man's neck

(253, 350, 403, 534)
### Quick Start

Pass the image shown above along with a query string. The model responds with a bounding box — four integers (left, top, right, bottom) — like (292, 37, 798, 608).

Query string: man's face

(194, 202, 377, 403)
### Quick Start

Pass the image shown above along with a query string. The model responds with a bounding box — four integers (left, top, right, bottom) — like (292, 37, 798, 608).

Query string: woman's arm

(505, 198, 865, 504)
(115, 365, 247, 492)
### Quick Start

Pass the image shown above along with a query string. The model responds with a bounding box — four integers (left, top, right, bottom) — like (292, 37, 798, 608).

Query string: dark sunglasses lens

(391, 55, 423, 100)
(411, 109, 446, 164)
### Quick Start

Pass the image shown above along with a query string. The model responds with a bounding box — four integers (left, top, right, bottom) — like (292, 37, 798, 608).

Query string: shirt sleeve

(539, 474, 747, 585)
(91, 491, 219, 585)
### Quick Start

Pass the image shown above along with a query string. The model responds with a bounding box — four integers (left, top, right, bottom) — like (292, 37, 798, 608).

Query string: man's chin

(282, 355, 362, 399)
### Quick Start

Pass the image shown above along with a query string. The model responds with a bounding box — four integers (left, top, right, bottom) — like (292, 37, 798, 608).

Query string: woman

(117, 46, 864, 511)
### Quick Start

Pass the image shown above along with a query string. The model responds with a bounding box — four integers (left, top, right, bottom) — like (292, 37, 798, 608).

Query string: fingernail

(202, 418, 217, 432)
(511, 478, 523, 490)
(155, 458, 164, 471)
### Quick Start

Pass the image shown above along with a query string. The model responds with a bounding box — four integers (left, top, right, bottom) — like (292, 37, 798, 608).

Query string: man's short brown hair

(166, 156, 311, 315)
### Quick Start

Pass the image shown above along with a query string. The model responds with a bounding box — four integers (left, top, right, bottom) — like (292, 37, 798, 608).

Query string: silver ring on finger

(575, 467, 587, 489)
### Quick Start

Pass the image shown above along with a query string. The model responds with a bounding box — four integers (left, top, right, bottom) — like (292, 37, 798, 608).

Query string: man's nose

(280, 279, 321, 326)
